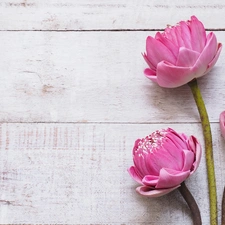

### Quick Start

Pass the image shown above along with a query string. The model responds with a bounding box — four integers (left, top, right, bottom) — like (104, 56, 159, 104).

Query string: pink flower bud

(128, 128, 202, 197)
(220, 111, 225, 139)
(143, 16, 222, 88)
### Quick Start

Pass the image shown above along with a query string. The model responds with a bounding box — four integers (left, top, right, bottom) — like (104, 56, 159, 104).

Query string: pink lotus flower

(220, 111, 225, 139)
(128, 128, 201, 197)
(143, 16, 222, 88)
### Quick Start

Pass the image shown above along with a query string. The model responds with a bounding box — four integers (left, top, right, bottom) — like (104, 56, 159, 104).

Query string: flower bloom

(143, 16, 222, 88)
(220, 111, 225, 139)
(128, 128, 201, 197)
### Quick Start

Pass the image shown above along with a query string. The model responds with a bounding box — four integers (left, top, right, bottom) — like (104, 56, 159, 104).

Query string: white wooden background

(0, 0, 225, 224)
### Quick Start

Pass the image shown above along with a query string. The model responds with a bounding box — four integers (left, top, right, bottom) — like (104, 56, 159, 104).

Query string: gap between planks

(0, 29, 225, 32)
(0, 121, 219, 125)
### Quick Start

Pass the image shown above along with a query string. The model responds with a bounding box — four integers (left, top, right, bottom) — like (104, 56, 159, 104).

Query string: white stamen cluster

(135, 130, 168, 157)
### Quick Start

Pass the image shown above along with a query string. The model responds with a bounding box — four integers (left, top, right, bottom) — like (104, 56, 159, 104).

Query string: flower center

(135, 130, 168, 156)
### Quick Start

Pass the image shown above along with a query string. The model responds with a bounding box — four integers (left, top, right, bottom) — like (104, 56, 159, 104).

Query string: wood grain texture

(0, 0, 225, 30)
(0, 31, 224, 123)
(1, 1, 225, 224)
(0, 123, 224, 224)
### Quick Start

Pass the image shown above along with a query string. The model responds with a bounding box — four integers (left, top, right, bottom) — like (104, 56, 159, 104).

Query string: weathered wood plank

(0, 123, 224, 224)
(0, 0, 225, 30)
(0, 31, 224, 123)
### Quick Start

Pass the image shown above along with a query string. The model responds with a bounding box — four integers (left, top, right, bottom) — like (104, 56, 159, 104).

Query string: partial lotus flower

(220, 111, 225, 139)
(143, 16, 222, 88)
(128, 128, 202, 197)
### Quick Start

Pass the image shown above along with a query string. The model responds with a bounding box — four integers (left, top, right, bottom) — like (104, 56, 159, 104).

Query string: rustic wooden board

(0, 123, 224, 224)
(0, 0, 225, 30)
(1, 1, 225, 224)
(0, 31, 224, 123)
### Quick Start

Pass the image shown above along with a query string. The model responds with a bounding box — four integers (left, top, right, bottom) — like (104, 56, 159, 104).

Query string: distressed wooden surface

(0, 0, 225, 30)
(0, 123, 225, 224)
(0, 1, 225, 225)
(0, 31, 224, 123)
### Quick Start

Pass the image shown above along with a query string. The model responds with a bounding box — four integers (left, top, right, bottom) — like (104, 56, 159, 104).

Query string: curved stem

(188, 78, 217, 225)
(179, 182, 202, 225)
(222, 187, 225, 225)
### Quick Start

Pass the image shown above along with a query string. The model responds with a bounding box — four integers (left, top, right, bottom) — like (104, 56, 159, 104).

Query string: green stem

(178, 182, 202, 225)
(188, 78, 217, 225)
